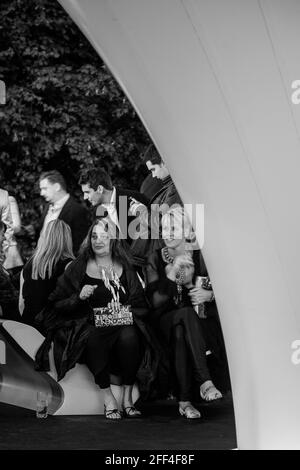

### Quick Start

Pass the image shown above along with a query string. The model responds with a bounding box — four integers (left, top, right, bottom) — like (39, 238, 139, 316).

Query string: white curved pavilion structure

(58, 0, 300, 449)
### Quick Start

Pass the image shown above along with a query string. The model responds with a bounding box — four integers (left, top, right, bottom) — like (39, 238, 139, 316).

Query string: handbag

(93, 304, 133, 328)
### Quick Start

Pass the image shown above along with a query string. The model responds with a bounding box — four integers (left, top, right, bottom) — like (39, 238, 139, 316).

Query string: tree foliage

(0, 0, 151, 256)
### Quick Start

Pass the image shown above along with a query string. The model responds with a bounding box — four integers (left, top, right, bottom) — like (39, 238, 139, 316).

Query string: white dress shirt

(42, 193, 70, 230)
(101, 187, 120, 229)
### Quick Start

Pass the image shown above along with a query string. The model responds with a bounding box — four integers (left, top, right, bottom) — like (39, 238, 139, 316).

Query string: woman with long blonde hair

(20, 219, 75, 326)
(146, 207, 223, 419)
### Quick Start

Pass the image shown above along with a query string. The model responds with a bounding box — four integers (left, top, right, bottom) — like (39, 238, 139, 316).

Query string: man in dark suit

(140, 172, 164, 202)
(78, 168, 149, 263)
(39, 170, 90, 254)
(142, 144, 182, 208)
(140, 144, 183, 253)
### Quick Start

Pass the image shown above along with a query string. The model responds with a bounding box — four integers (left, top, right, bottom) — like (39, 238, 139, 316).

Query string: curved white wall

(58, 0, 300, 449)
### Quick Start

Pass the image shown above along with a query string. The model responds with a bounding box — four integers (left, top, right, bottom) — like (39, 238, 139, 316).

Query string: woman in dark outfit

(20, 219, 74, 326)
(146, 207, 222, 419)
(35, 218, 158, 420)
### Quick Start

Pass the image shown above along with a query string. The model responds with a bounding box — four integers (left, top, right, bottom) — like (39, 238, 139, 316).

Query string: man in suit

(141, 144, 183, 252)
(142, 144, 182, 208)
(39, 170, 90, 254)
(79, 167, 149, 264)
(140, 171, 164, 202)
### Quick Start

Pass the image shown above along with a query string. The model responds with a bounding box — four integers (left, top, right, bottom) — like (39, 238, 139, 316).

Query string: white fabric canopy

(59, 0, 300, 449)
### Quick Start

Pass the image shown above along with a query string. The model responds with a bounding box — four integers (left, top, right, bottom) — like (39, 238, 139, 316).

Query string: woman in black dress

(20, 219, 74, 326)
(35, 218, 158, 420)
(146, 207, 222, 419)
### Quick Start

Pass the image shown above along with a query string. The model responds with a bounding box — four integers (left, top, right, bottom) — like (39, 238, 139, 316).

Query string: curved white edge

(1, 320, 139, 415)
(58, 0, 300, 449)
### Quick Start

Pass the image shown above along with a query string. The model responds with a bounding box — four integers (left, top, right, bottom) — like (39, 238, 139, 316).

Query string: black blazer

(34, 254, 161, 391)
(41, 196, 91, 254)
(140, 173, 164, 202)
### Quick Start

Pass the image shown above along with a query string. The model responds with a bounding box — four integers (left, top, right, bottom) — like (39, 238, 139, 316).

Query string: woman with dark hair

(35, 218, 158, 420)
(20, 219, 75, 326)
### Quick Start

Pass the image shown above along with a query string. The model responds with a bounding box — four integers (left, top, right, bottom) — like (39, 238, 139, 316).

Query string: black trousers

(159, 307, 211, 401)
(82, 325, 142, 389)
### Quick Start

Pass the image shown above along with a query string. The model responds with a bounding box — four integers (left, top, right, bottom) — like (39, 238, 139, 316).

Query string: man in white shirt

(39, 170, 90, 254)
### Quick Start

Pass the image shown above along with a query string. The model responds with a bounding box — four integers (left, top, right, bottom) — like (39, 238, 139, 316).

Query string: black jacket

(0, 266, 20, 320)
(34, 255, 161, 395)
(41, 196, 91, 254)
(140, 174, 164, 202)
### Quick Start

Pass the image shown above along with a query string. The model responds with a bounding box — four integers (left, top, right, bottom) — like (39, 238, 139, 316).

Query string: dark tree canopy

(0, 0, 151, 256)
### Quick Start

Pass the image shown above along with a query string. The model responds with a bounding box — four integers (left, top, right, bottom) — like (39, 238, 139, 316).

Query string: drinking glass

(36, 391, 48, 419)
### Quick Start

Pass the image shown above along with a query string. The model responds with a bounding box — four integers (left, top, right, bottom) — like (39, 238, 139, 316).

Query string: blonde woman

(146, 207, 223, 419)
(20, 219, 74, 326)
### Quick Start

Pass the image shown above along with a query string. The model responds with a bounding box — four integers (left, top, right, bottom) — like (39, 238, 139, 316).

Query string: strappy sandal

(200, 381, 223, 402)
(123, 406, 142, 418)
(179, 403, 201, 419)
(104, 405, 122, 420)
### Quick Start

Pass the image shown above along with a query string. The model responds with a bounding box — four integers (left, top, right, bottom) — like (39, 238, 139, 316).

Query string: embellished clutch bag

(93, 304, 133, 328)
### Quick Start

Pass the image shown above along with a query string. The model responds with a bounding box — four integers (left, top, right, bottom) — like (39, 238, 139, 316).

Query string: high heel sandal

(179, 404, 201, 419)
(122, 406, 142, 418)
(104, 405, 122, 420)
(200, 381, 223, 402)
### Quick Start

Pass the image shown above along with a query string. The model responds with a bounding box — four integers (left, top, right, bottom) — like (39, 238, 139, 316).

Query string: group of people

(0, 144, 229, 421)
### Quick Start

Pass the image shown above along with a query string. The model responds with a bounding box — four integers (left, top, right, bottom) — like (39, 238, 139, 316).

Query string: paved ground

(0, 393, 236, 451)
